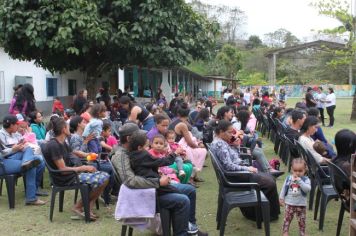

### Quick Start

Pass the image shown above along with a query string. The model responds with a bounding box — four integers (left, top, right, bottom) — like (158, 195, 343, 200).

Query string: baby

(313, 141, 328, 157)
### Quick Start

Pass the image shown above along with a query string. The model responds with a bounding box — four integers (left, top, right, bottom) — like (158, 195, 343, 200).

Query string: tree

(216, 44, 242, 79)
(312, 0, 356, 120)
(0, 0, 218, 97)
(245, 35, 263, 49)
(263, 28, 300, 48)
(190, 0, 247, 44)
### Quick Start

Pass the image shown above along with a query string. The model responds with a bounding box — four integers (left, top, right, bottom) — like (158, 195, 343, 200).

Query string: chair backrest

(327, 161, 350, 211)
(107, 158, 123, 186)
(275, 119, 286, 135)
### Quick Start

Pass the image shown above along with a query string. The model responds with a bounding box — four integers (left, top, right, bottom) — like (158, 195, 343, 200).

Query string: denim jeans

(158, 183, 196, 236)
(0, 147, 44, 202)
(252, 147, 270, 172)
(90, 161, 116, 204)
(142, 116, 155, 131)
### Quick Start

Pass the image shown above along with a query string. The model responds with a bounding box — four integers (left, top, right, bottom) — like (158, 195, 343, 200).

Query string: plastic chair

(302, 147, 338, 230)
(327, 161, 350, 236)
(40, 145, 93, 223)
(207, 145, 270, 236)
(0, 162, 18, 209)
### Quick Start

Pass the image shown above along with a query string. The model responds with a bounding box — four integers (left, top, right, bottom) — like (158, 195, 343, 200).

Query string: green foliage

(216, 44, 242, 78)
(237, 70, 268, 85)
(245, 35, 263, 49)
(0, 0, 218, 74)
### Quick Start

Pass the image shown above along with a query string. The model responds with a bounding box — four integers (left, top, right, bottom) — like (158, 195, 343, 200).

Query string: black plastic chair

(327, 161, 350, 236)
(207, 145, 270, 236)
(302, 147, 338, 230)
(0, 162, 18, 209)
(40, 145, 93, 223)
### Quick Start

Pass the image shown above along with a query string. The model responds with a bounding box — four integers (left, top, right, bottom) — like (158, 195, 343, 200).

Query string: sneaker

(179, 170, 186, 178)
(188, 222, 199, 234)
(21, 159, 41, 172)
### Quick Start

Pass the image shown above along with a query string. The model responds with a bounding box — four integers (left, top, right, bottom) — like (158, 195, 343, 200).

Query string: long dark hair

(15, 83, 36, 114)
(237, 110, 250, 131)
(119, 95, 135, 111)
(335, 129, 356, 156)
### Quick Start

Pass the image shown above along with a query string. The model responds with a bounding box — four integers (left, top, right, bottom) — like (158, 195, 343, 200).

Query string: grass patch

(0, 98, 354, 235)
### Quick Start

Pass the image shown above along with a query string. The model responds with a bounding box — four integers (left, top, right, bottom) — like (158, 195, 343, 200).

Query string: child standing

(279, 158, 311, 236)
(82, 104, 106, 154)
(165, 131, 188, 177)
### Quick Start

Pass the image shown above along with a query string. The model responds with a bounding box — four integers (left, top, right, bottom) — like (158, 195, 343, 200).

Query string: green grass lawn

(0, 98, 355, 235)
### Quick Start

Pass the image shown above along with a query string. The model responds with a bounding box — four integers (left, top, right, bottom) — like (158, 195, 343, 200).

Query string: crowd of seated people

(2, 85, 355, 235)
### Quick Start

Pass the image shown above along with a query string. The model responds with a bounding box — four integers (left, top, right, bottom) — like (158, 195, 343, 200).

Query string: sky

(197, 0, 348, 41)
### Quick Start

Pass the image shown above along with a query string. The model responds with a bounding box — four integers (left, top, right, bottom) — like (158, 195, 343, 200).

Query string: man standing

(305, 87, 317, 108)
(0, 115, 46, 205)
(316, 87, 326, 126)
(111, 123, 207, 236)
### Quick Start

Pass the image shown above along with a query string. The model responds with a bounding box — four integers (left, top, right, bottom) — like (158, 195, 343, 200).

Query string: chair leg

(309, 180, 316, 211)
(336, 204, 345, 236)
(95, 199, 99, 210)
(318, 195, 329, 231)
(80, 186, 91, 223)
(216, 194, 223, 230)
(5, 175, 16, 209)
(128, 227, 133, 236)
(255, 206, 262, 229)
(50, 189, 57, 221)
(74, 189, 78, 204)
(262, 203, 270, 236)
(0, 178, 3, 196)
(314, 188, 321, 220)
(59, 191, 65, 212)
(121, 225, 127, 236)
(219, 203, 230, 236)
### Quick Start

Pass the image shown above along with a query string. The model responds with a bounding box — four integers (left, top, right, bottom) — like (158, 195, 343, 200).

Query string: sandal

(25, 199, 46, 206)
(72, 209, 96, 221)
(193, 177, 205, 182)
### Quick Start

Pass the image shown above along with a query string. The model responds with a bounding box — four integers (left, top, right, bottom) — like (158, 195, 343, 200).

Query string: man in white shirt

(325, 87, 336, 127)
(223, 88, 232, 103)
(316, 87, 326, 126)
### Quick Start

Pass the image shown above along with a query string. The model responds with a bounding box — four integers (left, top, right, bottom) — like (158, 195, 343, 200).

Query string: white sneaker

(188, 222, 198, 234)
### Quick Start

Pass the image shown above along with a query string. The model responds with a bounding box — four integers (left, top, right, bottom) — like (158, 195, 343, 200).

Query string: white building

(0, 48, 217, 120)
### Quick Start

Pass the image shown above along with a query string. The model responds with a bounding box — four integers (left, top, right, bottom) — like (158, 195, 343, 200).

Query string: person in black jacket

(128, 130, 183, 195)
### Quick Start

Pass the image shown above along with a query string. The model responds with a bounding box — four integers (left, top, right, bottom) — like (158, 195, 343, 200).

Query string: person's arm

(177, 123, 198, 148)
(314, 127, 328, 143)
(138, 154, 176, 168)
(299, 136, 324, 163)
(111, 151, 160, 189)
(128, 106, 141, 123)
(53, 158, 95, 173)
(8, 98, 16, 114)
(212, 143, 249, 172)
(298, 177, 311, 193)
(279, 177, 288, 200)
(70, 134, 93, 153)
(100, 140, 112, 152)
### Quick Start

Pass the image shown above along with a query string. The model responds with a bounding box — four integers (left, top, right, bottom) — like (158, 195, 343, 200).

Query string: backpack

(269, 158, 280, 170)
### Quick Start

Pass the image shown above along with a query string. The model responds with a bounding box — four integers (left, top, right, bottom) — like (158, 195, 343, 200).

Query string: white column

(161, 70, 172, 102)
(118, 68, 125, 91)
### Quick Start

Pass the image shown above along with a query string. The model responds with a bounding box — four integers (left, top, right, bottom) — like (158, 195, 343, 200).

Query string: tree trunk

(351, 89, 356, 120)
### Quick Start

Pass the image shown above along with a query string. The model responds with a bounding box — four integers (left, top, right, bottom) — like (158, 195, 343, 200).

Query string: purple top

(146, 126, 160, 143)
